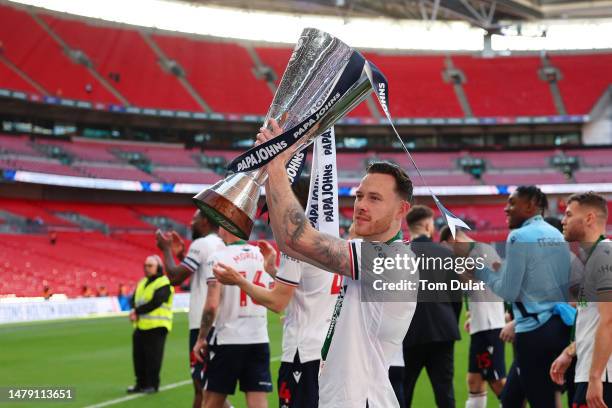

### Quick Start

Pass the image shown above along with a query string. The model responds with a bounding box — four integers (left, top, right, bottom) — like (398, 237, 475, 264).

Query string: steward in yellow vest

(127, 255, 174, 394)
(133, 274, 174, 331)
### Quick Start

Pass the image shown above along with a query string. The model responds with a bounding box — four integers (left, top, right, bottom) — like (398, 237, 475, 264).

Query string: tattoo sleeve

(198, 282, 218, 339)
(265, 162, 353, 277)
(199, 308, 215, 339)
(284, 203, 308, 245)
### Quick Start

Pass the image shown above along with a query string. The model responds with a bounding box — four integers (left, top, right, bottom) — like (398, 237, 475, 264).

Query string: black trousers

(403, 341, 455, 408)
(132, 327, 168, 390)
(500, 315, 570, 408)
(389, 365, 406, 408)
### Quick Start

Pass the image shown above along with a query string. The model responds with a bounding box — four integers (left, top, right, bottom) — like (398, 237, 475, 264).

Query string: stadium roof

(189, 0, 612, 29)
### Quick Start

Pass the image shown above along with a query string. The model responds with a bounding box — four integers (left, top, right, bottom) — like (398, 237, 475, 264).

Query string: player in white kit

(440, 227, 507, 408)
(193, 227, 273, 408)
(256, 118, 418, 408)
(156, 210, 224, 408)
(550, 192, 612, 408)
(214, 178, 340, 408)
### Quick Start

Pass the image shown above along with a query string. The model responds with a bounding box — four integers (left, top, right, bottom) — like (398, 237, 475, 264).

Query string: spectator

(42, 285, 52, 300)
(118, 284, 131, 311)
(97, 285, 108, 297)
(81, 285, 94, 298)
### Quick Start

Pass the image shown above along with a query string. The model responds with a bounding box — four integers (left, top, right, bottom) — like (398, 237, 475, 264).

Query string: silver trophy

(193, 28, 373, 239)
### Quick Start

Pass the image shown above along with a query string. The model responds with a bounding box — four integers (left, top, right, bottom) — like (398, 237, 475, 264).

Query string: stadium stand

(452, 55, 557, 117)
(0, 4, 610, 117)
(4, 132, 612, 186)
(363, 53, 463, 117)
(482, 171, 568, 185)
(37, 139, 122, 163)
(0, 4, 119, 103)
(549, 53, 612, 115)
(0, 197, 204, 296)
(0, 232, 158, 297)
(41, 14, 201, 111)
(0, 134, 44, 156)
(0, 60, 39, 94)
(477, 150, 556, 169)
(1, 156, 82, 176)
(71, 162, 158, 182)
(153, 34, 273, 114)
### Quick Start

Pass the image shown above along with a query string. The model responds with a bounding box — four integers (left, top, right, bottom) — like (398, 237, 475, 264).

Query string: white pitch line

(83, 355, 282, 408)
(82, 380, 191, 408)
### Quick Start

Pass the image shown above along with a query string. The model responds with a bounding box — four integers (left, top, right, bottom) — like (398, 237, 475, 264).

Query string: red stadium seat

(0, 4, 120, 103)
(153, 34, 272, 114)
(42, 14, 200, 111)
(452, 55, 556, 117)
(550, 53, 612, 114)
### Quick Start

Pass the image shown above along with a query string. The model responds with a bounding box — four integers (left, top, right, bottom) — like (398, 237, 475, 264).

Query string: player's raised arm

(257, 119, 354, 277)
(156, 229, 192, 285)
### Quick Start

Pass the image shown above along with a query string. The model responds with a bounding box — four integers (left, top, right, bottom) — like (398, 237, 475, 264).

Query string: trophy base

(192, 190, 253, 240)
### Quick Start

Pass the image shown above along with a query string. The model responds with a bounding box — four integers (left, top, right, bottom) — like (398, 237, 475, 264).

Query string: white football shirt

(467, 243, 506, 335)
(181, 233, 225, 329)
(318, 240, 417, 408)
(276, 252, 340, 363)
(575, 238, 612, 383)
(208, 242, 272, 345)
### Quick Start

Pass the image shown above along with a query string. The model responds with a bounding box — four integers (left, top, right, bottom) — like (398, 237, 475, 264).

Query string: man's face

(352, 173, 406, 238)
(562, 201, 588, 242)
(191, 211, 206, 240)
(143, 256, 159, 277)
(504, 192, 535, 230)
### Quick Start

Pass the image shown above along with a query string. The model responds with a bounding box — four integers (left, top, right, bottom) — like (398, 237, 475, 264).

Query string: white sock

(465, 392, 487, 408)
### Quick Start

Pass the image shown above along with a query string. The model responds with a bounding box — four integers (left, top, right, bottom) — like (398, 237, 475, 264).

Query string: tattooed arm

(258, 120, 353, 278)
(192, 280, 220, 362)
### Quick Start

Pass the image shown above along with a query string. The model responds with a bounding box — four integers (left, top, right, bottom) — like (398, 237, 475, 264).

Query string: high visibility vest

(133, 275, 174, 331)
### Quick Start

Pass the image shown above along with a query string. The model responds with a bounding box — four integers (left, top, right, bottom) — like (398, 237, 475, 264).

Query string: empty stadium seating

(363, 52, 463, 118)
(0, 232, 158, 297)
(1, 156, 82, 176)
(482, 170, 568, 185)
(0, 60, 39, 94)
(549, 53, 612, 115)
(452, 55, 556, 117)
(42, 15, 200, 111)
(3, 133, 612, 186)
(0, 134, 43, 156)
(478, 150, 555, 169)
(0, 198, 203, 296)
(0, 4, 119, 103)
(1, 4, 610, 117)
(153, 34, 272, 114)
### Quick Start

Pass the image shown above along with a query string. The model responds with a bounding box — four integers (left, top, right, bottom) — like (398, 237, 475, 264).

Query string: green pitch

(0, 311, 511, 407)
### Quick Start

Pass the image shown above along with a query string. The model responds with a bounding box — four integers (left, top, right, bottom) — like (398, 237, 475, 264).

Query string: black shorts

(204, 341, 272, 395)
(278, 352, 320, 408)
(468, 328, 506, 381)
(572, 382, 612, 408)
(189, 328, 214, 383)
